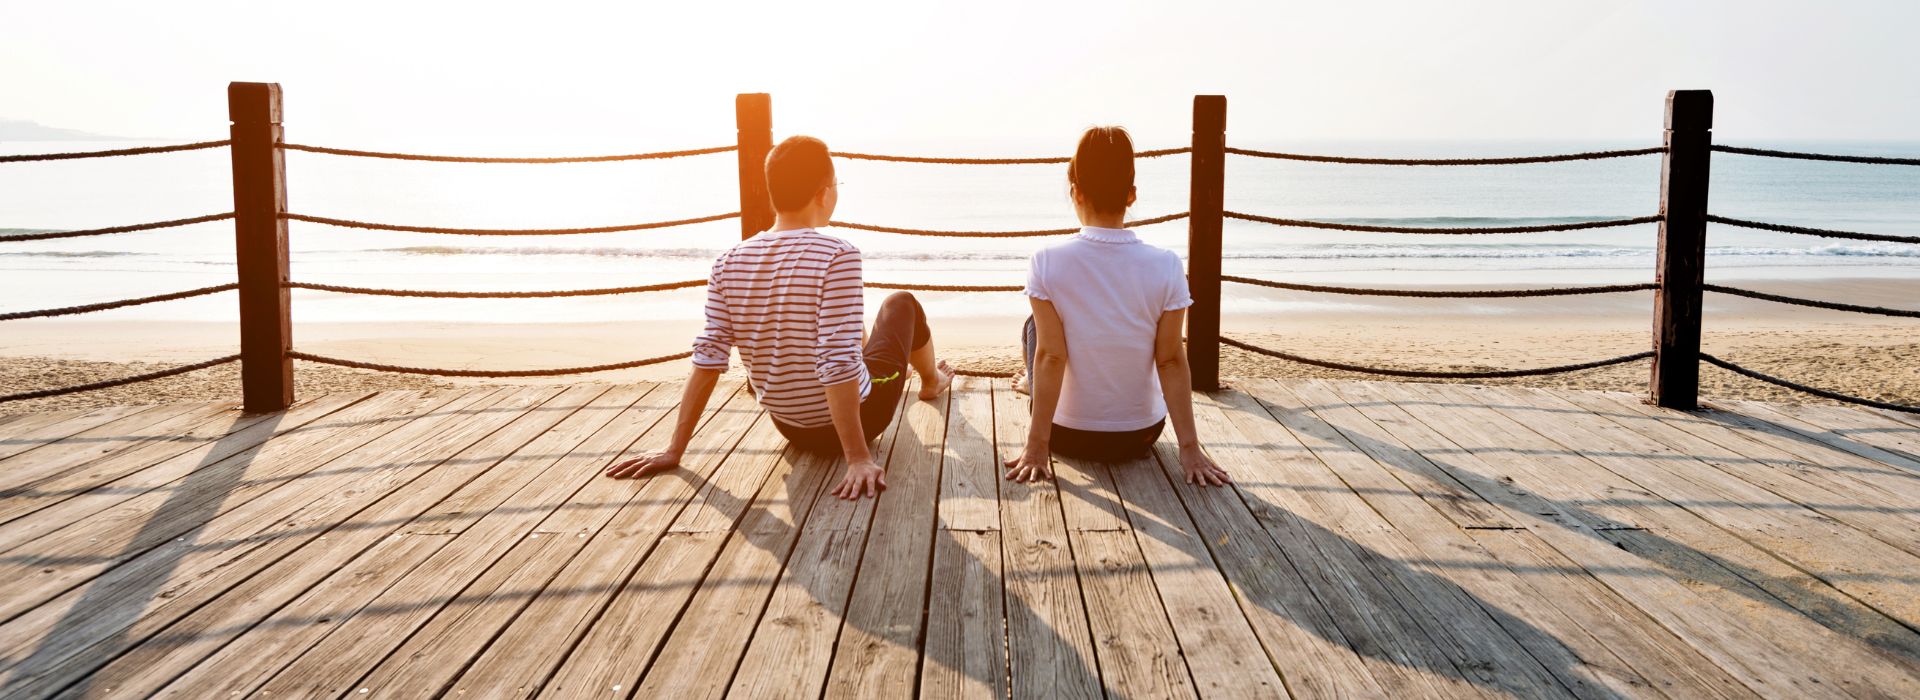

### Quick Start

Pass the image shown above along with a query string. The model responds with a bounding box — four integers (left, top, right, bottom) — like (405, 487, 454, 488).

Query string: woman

(1005, 126, 1231, 486)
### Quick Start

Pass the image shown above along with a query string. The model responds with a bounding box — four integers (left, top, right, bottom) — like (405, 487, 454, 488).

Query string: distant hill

(0, 118, 133, 141)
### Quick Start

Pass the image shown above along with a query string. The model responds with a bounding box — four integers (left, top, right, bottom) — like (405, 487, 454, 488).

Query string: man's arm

(606, 366, 722, 478)
(824, 378, 884, 499)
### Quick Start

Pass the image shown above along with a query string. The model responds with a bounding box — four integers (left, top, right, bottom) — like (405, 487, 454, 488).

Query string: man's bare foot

(918, 360, 957, 400)
(1010, 371, 1031, 396)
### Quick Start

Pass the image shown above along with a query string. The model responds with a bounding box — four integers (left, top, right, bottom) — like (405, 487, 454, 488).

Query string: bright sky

(5, 0, 1917, 151)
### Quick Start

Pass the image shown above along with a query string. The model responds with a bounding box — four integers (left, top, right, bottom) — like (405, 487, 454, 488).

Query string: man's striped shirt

(692, 227, 869, 428)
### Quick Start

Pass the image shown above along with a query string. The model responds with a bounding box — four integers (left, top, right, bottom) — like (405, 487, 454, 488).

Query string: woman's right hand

(1003, 446, 1054, 483)
(1180, 444, 1232, 486)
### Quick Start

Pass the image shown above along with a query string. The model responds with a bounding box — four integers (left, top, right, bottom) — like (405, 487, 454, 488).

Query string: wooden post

(1650, 90, 1713, 409)
(1188, 95, 1227, 391)
(229, 82, 293, 413)
(735, 93, 774, 240)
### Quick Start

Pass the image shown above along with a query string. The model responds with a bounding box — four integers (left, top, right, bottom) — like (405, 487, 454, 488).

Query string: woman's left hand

(1003, 446, 1054, 483)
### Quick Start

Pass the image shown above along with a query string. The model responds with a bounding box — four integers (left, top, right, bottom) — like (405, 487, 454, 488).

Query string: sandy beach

(4, 277, 1916, 415)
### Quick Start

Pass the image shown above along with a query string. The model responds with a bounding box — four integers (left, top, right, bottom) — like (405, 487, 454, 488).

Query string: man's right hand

(606, 450, 681, 479)
(831, 459, 888, 499)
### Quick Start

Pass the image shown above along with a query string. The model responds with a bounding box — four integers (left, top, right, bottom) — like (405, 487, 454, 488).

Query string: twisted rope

(1225, 212, 1661, 235)
(0, 213, 234, 242)
(1, 283, 239, 321)
(1221, 337, 1652, 379)
(0, 140, 230, 163)
(831, 212, 1189, 238)
(284, 212, 739, 236)
(280, 143, 735, 163)
(1703, 284, 1920, 318)
(1222, 276, 1656, 298)
(0, 355, 241, 403)
(954, 368, 1016, 378)
(1701, 353, 1920, 414)
(288, 350, 692, 378)
(865, 282, 1022, 292)
(1705, 214, 1920, 245)
(1223, 146, 1665, 165)
(827, 147, 1188, 165)
(1712, 145, 1920, 167)
(288, 280, 704, 298)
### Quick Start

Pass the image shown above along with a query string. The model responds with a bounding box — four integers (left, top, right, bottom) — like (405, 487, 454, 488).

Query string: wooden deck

(2, 379, 1919, 698)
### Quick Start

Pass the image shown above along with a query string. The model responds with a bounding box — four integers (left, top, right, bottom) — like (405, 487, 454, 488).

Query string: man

(605, 136, 954, 500)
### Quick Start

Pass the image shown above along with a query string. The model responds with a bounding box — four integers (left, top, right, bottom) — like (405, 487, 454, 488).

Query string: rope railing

(865, 282, 1022, 293)
(1223, 145, 1666, 165)
(283, 212, 740, 236)
(1701, 353, 1920, 414)
(1221, 337, 1653, 379)
(0, 213, 235, 243)
(1222, 276, 1656, 298)
(1225, 212, 1662, 235)
(279, 143, 735, 163)
(1711, 145, 1920, 167)
(288, 350, 693, 378)
(1, 283, 239, 321)
(1705, 214, 1920, 245)
(827, 146, 1189, 165)
(0, 140, 231, 163)
(287, 280, 705, 298)
(0, 355, 241, 403)
(1703, 284, 1920, 319)
(831, 212, 1189, 238)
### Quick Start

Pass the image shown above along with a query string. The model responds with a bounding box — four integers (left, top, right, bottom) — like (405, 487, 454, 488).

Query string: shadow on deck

(1, 378, 1918, 698)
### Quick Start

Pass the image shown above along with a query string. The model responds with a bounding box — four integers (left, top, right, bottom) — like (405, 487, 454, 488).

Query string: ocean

(3, 139, 1918, 324)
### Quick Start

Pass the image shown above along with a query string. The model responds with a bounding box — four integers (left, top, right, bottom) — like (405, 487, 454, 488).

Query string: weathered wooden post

(735, 93, 774, 240)
(229, 82, 293, 413)
(1650, 90, 1713, 409)
(1188, 95, 1227, 391)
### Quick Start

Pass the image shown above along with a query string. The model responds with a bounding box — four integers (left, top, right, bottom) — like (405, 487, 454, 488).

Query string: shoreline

(4, 276, 1915, 414)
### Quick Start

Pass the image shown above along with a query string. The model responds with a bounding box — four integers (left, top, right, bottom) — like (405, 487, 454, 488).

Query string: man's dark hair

(1068, 126, 1134, 215)
(766, 136, 835, 213)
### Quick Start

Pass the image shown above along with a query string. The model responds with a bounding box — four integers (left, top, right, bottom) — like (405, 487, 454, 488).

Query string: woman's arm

(1005, 298, 1067, 483)
(1153, 308, 1231, 486)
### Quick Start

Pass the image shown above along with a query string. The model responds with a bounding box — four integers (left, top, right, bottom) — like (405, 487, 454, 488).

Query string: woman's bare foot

(1010, 371, 1031, 396)
(918, 360, 957, 400)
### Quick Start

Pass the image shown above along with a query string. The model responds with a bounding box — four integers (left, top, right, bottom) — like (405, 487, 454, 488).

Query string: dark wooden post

(1188, 95, 1227, 391)
(1650, 90, 1713, 409)
(229, 82, 293, 413)
(735, 93, 774, 240)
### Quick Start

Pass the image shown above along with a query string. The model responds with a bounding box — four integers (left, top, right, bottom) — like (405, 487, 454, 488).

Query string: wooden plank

(938, 376, 999, 531)
(1320, 380, 1762, 700)
(0, 389, 476, 623)
(0, 404, 157, 463)
(1477, 385, 1920, 653)
(1104, 434, 1290, 699)
(625, 441, 838, 699)
(1141, 402, 1391, 698)
(1265, 380, 1709, 699)
(460, 393, 837, 698)
(1751, 400, 1920, 469)
(1201, 388, 1563, 699)
(1054, 456, 1128, 532)
(0, 388, 535, 695)
(103, 385, 636, 698)
(819, 383, 949, 699)
(1564, 390, 1920, 559)
(0, 402, 232, 492)
(0, 393, 366, 545)
(1681, 400, 1920, 512)
(990, 379, 1102, 699)
(1385, 380, 1920, 697)
(721, 390, 915, 700)
(1071, 528, 1201, 700)
(919, 529, 1009, 700)
(253, 385, 752, 698)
